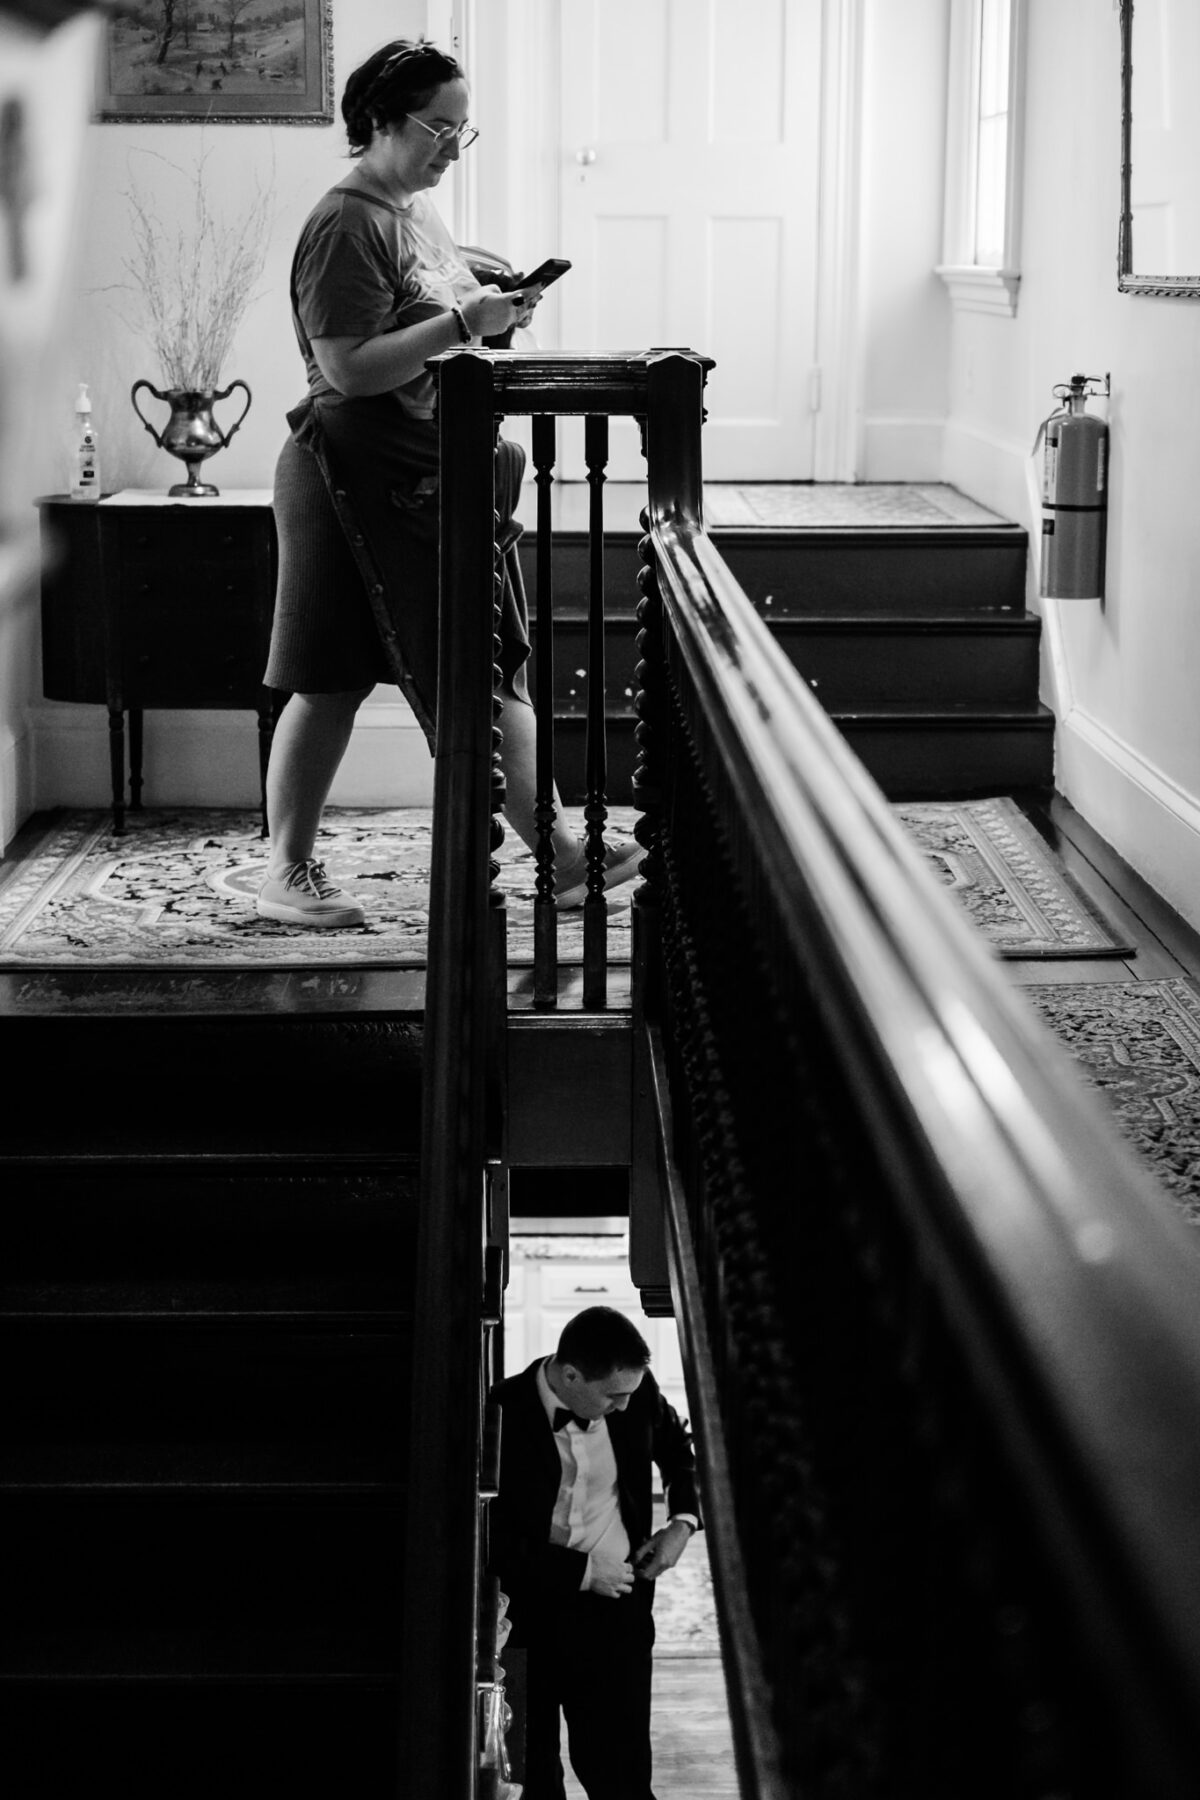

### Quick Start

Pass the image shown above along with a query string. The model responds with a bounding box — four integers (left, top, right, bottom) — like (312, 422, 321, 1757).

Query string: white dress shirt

(536, 1357, 631, 1592)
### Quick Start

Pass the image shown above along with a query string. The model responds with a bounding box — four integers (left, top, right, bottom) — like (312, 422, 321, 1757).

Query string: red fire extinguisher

(1036, 372, 1109, 599)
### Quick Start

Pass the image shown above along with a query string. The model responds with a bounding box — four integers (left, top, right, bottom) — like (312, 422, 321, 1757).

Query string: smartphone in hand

(510, 257, 571, 303)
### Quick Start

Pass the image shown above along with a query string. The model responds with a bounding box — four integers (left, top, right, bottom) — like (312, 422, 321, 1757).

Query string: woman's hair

(342, 39, 464, 156)
(557, 1307, 652, 1380)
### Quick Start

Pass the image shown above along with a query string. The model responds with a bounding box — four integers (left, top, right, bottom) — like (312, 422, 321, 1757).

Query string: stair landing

(514, 480, 1011, 534)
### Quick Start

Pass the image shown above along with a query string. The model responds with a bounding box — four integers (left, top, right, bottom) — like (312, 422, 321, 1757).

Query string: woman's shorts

(264, 407, 531, 726)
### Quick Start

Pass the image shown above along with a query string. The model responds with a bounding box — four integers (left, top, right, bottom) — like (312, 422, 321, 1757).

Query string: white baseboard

(29, 698, 434, 813)
(941, 419, 1032, 524)
(861, 415, 946, 482)
(1055, 710, 1200, 936)
(0, 721, 32, 853)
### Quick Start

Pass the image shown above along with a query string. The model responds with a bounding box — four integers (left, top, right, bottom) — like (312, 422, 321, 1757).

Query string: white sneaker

(255, 860, 366, 930)
(555, 838, 644, 911)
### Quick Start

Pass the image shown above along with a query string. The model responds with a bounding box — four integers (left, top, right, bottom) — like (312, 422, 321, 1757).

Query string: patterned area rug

(702, 482, 1005, 529)
(894, 797, 1131, 958)
(650, 1504, 720, 1656)
(1024, 978, 1200, 1222)
(0, 807, 637, 970)
(0, 797, 1125, 968)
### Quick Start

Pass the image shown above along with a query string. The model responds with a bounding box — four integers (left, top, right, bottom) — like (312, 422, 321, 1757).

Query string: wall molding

(1055, 709, 1200, 933)
(30, 703, 434, 812)
(0, 721, 31, 853)
(814, 0, 866, 481)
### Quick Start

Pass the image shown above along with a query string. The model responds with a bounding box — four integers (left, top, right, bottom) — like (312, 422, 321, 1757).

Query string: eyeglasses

(404, 114, 479, 149)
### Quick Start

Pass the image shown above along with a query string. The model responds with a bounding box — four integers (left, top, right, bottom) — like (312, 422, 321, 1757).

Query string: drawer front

(539, 1262, 638, 1310)
(114, 508, 274, 705)
(121, 635, 268, 707)
(117, 509, 271, 573)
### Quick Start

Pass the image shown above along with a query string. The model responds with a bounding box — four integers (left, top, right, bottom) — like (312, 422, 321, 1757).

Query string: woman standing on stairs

(257, 38, 641, 928)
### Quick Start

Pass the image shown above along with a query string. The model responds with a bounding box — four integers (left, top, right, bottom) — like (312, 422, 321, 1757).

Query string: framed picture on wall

(96, 1, 334, 125)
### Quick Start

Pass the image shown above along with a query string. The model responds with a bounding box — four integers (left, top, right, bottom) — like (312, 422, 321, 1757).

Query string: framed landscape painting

(97, 0, 333, 124)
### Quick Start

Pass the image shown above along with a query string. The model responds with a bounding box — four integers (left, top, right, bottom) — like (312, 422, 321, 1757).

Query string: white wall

(857, 0, 952, 478)
(12, 0, 435, 842)
(943, 2, 1200, 930)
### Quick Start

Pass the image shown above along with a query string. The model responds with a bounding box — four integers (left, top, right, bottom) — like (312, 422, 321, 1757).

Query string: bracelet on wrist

(450, 304, 472, 344)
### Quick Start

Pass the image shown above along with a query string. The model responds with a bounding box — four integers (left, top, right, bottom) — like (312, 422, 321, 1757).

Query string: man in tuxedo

(488, 1305, 701, 1799)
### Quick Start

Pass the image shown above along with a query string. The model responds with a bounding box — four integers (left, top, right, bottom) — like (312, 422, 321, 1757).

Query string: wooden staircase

(1, 994, 423, 1793)
(519, 504, 1053, 802)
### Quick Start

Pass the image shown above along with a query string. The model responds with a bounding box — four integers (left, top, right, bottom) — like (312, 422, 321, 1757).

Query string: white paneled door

(557, 0, 823, 479)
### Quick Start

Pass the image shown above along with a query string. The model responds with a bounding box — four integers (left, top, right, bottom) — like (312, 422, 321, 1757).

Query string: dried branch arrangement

(119, 148, 273, 391)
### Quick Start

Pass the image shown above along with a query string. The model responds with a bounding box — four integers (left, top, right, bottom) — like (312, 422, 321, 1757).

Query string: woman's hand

(461, 283, 536, 339)
(511, 285, 544, 330)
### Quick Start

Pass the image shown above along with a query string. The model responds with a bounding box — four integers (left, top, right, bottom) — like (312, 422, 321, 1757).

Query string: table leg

(257, 696, 278, 839)
(129, 708, 144, 811)
(107, 708, 126, 835)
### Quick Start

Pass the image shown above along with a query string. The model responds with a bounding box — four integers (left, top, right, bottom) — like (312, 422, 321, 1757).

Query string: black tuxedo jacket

(487, 1357, 700, 1637)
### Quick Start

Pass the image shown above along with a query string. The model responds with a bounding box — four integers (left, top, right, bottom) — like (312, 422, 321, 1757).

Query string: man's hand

(633, 1520, 692, 1581)
(588, 1554, 636, 1599)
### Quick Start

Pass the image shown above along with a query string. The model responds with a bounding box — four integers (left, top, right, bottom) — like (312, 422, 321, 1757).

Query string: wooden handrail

(403, 340, 1200, 1791)
(639, 484, 1200, 1791)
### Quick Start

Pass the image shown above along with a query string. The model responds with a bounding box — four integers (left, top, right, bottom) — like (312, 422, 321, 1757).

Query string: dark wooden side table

(37, 490, 278, 834)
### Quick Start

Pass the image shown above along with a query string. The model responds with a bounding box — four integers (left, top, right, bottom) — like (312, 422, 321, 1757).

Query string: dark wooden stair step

(529, 610, 1043, 712)
(0, 1275, 409, 1321)
(518, 522, 1029, 617)
(839, 705, 1056, 796)
(4, 1488, 403, 1615)
(2, 1679, 402, 1797)
(544, 704, 1055, 803)
(3, 1627, 402, 1680)
(4, 1323, 412, 1487)
(3, 1161, 420, 1294)
(4, 1015, 424, 1157)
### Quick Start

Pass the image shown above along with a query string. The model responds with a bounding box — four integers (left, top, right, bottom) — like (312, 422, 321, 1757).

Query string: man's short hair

(557, 1306, 651, 1379)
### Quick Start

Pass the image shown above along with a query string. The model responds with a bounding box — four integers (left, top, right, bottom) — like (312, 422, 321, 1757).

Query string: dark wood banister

(639, 369, 1200, 1787)
(404, 344, 1200, 1793)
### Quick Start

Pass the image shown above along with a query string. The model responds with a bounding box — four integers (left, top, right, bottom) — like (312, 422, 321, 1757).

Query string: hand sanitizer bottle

(70, 383, 101, 502)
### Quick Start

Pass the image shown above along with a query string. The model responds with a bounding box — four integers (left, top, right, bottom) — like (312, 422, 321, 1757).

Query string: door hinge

(808, 367, 823, 414)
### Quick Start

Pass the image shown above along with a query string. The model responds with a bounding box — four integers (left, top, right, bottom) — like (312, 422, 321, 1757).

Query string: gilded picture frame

(97, 0, 333, 126)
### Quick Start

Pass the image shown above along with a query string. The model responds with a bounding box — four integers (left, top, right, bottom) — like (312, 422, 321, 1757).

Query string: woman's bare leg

(264, 688, 373, 877)
(497, 691, 582, 866)
(498, 692, 642, 901)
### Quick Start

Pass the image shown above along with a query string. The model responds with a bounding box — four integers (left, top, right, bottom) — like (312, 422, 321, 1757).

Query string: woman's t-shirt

(290, 185, 481, 419)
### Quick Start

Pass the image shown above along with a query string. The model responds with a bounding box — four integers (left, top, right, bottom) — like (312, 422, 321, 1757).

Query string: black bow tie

(552, 1407, 592, 1433)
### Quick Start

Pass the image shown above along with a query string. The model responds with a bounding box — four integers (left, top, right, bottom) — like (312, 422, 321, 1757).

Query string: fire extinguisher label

(1043, 438, 1057, 504)
(1096, 434, 1107, 494)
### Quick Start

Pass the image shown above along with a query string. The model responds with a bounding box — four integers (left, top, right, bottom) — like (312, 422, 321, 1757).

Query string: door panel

(559, 0, 822, 479)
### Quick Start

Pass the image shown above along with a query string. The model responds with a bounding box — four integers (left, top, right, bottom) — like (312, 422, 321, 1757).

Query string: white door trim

(427, 0, 479, 243)
(814, 0, 866, 482)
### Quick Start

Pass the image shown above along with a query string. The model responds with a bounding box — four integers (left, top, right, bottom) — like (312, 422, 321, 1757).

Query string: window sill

(935, 263, 1021, 316)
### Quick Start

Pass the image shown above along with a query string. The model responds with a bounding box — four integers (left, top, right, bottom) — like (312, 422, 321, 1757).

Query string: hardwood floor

(560, 1656, 739, 1799)
(1009, 790, 1200, 990)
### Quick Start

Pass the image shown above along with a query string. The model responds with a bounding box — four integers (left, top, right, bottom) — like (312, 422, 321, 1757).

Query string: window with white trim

(937, 0, 1026, 315)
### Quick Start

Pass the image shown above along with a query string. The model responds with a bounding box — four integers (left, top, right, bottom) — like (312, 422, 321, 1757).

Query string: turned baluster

(583, 413, 609, 1010)
(632, 512, 665, 907)
(532, 412, 559, 1010)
